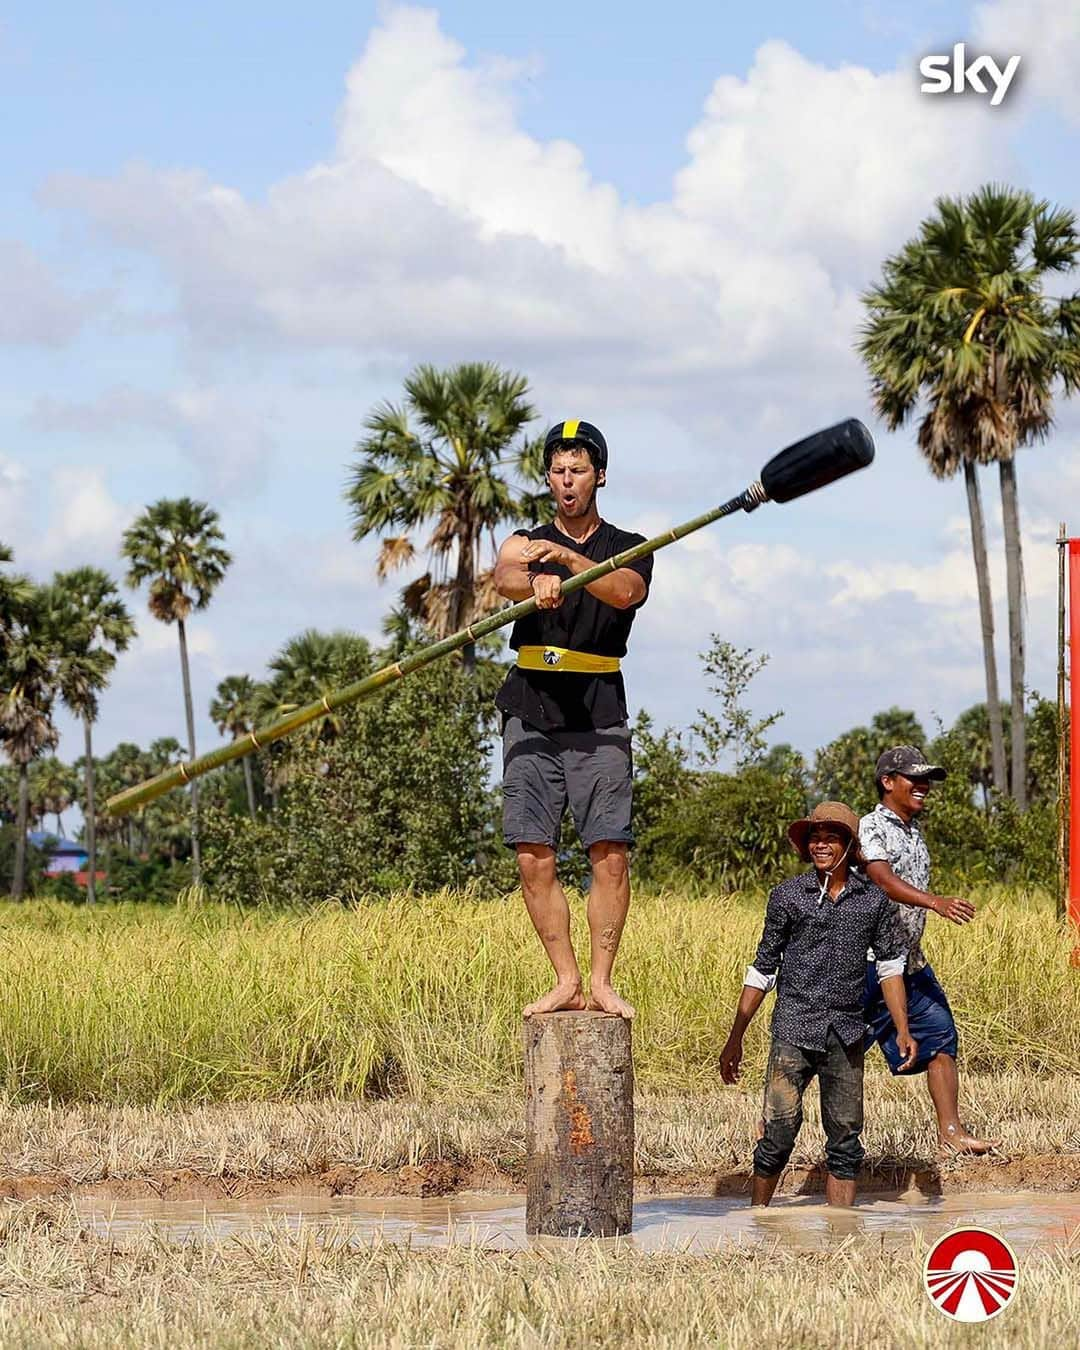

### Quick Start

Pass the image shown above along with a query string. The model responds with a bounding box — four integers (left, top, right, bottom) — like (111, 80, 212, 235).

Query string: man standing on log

(494, 420, 652, 1019)
(860, 746, 999, 1154)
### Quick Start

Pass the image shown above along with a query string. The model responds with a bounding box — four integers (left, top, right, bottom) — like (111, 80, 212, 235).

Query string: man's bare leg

(926, 1053, 999, 1153)
(517, 844, 586, 1016)
(751, 1173, 781, 1207)
(584, 841, 635, 1018)
(825, 1175, 856, 1208)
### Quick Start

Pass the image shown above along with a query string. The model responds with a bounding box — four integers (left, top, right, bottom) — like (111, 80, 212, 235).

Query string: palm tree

(346, 362, 547, 672)
(859, 185, 1080, 802)
(1, 544, 33, 658)
(47, 568, 136, 903)
(210, 674, 260, 818)
(253, 630, 372, 802)
(121, 499, 232, 884)
(0, 583, 59, 898)
(29, 756, 77, 837)
(949, 702, 1012, 812)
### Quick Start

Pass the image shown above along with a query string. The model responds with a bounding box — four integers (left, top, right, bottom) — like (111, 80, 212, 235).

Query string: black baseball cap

(875, 745, 947, 784)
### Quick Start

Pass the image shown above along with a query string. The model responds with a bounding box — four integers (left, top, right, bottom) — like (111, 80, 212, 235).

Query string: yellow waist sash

(516, 645, 621, 674)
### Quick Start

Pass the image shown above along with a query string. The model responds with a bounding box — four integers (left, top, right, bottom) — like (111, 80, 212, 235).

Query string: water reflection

(69, 1189, 1080, 1255)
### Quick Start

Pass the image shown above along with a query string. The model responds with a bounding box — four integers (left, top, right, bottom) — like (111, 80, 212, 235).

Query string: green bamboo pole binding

(105, 418, 875, 818)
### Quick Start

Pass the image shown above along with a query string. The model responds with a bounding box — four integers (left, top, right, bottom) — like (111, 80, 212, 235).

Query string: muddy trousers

(753, 1031, 865, 1182)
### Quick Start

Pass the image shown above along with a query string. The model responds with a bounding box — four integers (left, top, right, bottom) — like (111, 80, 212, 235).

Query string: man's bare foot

(523, 981, 586, 1017)
(586, 984, 636, 1019)
(938, 1123, 1001, 1156)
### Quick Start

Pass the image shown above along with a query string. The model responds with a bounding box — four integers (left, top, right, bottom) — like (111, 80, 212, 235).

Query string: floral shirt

(859, 804, 930, 974)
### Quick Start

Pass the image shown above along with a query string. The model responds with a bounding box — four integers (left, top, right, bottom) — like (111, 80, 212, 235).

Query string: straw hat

(787, 801, 861, 864)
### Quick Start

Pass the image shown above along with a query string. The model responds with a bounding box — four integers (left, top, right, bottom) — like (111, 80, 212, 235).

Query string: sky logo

(919, 43, 1021, 107)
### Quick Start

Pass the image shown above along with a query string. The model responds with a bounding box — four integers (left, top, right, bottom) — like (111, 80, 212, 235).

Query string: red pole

(1069, 540, 1080, 963)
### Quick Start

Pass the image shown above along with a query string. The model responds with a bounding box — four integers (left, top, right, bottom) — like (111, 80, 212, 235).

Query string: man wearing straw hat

(493, 419, 651, 1019)
(720, 802, 916, 1207)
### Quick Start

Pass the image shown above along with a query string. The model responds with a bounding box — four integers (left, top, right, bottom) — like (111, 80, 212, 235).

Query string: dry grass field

(0, 1199, 1075, 1349)
(0, 889, 1076, 1347)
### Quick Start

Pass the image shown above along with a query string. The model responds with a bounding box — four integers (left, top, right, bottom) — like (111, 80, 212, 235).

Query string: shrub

(635, 764, 808, 888)
(203, 658, 493, 903)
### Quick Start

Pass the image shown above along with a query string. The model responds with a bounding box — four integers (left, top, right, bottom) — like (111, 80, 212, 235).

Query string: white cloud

(38, 4, 1006, 433)
(673, 39, 997, 278)
(31, 385, 276, 498)
(40, 466, 131, 567)
(0, 240, 96, 346)
(0, 456, 131, 573)
(23, 5, 1068, 763)
(0, 454, 30, 543)
(975, 0, 1080, 125)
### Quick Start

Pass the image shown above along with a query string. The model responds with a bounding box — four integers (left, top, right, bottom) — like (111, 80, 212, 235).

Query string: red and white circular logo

(924, 1227, 1018, 1322)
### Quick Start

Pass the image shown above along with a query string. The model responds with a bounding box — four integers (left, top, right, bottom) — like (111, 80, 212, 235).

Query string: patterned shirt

(748, 870, 908, 1051)
(859, 804, 930, 974)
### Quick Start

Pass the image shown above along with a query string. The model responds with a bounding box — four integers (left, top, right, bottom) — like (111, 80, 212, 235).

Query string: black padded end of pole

(760, 418, 875, 505)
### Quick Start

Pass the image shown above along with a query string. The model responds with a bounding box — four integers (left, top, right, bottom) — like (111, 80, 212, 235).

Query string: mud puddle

(73, 1190, 1080, 1254)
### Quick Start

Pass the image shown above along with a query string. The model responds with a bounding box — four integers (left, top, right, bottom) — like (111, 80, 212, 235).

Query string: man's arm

(720, 985, 767, 1083)
(720, 888, 790, 1083)
(517, 538, 646, 610)
(493, 534, 536, 602)
(870, 895, 917, 1069)
(878, 974, 917, 1070)
(862, 860, 975, 925)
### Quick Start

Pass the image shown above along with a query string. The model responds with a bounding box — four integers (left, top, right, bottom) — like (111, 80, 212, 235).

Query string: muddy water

(74, 1190, 1080, 1254)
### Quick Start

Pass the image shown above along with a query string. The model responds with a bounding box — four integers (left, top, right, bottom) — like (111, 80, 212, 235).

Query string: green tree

(635, 766, 808, 889)
(0, 583, 59, 898)
(48, 567, 136, 902)
(29, 756, 77, 836)
(210, 674, 261, 818)
(203, 644, 492, 902)
(253, 630, 374, 804)
(948, 702, 1013, 810)
(860, 185, 1080, 805)
(813, 708, 926, 816)
(631, 711, 694, 843)
(691, 639, 782, 769)
(0, 544, 33, 663)
(122, 498, 232, 885)
(345, 362, 546, 672)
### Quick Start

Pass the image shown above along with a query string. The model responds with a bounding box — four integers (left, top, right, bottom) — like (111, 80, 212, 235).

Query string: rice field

(0, 887, 1076, 1104)
(0, 888, 1077, 1347)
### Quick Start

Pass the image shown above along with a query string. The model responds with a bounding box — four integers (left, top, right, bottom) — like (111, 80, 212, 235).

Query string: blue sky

(2, 0, 1079, 785)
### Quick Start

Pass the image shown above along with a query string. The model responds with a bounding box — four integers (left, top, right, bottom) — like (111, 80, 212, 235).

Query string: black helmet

(543, 419, 608, 473)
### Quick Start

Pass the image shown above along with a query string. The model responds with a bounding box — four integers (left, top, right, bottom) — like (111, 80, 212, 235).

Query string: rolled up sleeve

(871, 898, 908, 966)
(744, 965, 777, 991)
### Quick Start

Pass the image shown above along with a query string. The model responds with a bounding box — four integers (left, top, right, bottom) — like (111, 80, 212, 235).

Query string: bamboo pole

(105, 416, 875, 819)
(105, 490, 757, 817)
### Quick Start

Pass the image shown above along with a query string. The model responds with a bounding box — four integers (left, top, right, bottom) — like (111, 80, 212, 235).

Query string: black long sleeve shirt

(750, 869, 908, 1050)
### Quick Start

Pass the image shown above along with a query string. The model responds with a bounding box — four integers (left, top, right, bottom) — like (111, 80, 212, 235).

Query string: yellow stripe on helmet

(561, 419, 580, 441)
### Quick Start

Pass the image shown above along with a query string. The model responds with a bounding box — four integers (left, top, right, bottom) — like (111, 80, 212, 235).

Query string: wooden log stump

(523, 1011, 634, 1237)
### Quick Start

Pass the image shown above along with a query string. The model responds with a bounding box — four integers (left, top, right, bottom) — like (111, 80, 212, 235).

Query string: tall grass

(0, 888, 1076, 1103)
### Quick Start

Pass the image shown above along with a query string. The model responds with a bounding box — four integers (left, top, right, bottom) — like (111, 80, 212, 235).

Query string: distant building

(27, 831, 89, 875)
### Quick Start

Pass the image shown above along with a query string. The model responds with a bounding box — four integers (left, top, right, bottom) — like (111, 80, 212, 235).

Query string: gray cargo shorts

(501, 715, 634, 850)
